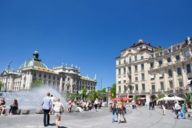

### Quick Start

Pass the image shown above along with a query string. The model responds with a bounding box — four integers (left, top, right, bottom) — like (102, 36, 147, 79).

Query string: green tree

(133, 95, 139, 101)
(87, 90, 98, 101)
(184, 93, 192, 105)
(97, 88, 107, 101)
(67, 93, 80, 101)
(111, 83, 116, 98)
(0, 81, 3, 91)
(31, 79, 43, 88)
(80, 86, 88, 100)
(156, 92, 165, 100)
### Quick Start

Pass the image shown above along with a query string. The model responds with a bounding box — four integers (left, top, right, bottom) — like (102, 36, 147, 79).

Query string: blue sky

(0, 0, 192, 89)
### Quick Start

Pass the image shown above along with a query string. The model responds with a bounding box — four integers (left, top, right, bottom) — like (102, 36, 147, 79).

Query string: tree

(184, 93, 192, 106)
(97, 88, 107, 101)
(111, 83, 116, 98)
(80, 86, 88, 100)
(0, 81, 3, 91)
(156, 92, 165, 100)
(31, 79, 43, 88)
(133, 95, 139, 101)
(87, 90, 98, 101)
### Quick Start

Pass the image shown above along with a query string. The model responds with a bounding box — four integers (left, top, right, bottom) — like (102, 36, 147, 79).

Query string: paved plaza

(0, 107, 192, 128)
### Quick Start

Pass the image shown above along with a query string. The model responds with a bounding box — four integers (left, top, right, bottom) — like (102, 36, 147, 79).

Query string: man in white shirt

(174, 102, 181, 119)
(42, 92, 52, 127)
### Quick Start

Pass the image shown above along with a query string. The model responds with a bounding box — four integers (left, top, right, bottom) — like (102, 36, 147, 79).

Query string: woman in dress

(53, 98, 64, 128)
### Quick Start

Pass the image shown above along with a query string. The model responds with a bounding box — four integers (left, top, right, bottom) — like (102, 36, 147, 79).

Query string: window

(142, 84, 145, 91)
(159, 60, 163, 66)
(160, 82, 164, 90)
(128, 67, 131, 73)
(169, 81, 173, 89)
(135, 65, 138, 72)
(135, 84, 138, 91)
(176, 55, 180, 61)
(124, 80, 126, 83)
(168, 69, 173, 77)
(141, 64, 144, 70)
(118, 69, 121, 75)
(123, 68, 126, 74)
(177, 68, 182, 76)
(141, 56, 144, 60)
(179, 81, 183, 87)
(118, 81, 121, 84)
(141, 73, 145, 80)
(184, 50, 191, 58)
(129, 57, 132, 63)
(129, 76, 132, 82)
(186, 64, 191, 73)
(135, 77, 138, 81)
(159, 71, 164, 79)
(135, 55, 137, 61)
(167, 57, 171, 63)
(124, 59, 126, 64)
(152, 85, 155, 93)
(150, 62, 154, 69)
(119, 86, 121, 93)
(124, 85, 127, 93)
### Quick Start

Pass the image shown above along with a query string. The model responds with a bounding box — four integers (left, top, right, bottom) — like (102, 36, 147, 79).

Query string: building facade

(116, 37, 192, 103)
(0, 51, 97, 94)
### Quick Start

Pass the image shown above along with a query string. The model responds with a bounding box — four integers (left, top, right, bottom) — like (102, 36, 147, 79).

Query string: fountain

(1, 85, 67, 113)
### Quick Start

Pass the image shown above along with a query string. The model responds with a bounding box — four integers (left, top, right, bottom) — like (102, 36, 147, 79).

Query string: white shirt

(42, 96, 52, 110)
(53, 101, 64, 113)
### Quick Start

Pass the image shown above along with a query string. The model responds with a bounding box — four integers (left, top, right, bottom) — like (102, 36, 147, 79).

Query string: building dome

(20, 51, 48, 69)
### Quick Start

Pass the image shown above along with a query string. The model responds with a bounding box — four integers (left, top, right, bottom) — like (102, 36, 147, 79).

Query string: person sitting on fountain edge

(0, 97, 6, 115)
(9, 99, 18, 115)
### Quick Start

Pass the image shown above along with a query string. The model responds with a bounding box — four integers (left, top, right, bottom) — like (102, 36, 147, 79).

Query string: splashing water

(2, 85, 67, 110)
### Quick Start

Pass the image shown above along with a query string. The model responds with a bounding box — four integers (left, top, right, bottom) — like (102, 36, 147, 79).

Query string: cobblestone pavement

(0, 107, 192, 128)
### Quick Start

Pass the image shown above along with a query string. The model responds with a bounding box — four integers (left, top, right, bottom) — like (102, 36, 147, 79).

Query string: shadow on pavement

(59, 126, 67, 128)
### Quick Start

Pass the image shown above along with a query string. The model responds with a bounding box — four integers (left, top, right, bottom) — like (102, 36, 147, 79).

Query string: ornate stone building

(116, 37, 192, 103)
(0, 51, 97, 93)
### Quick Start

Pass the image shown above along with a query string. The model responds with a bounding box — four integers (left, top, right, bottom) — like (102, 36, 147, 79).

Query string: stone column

(59, 76, 63, 92)
(182, 66, 188, 88)
(172, 68, 178, 94)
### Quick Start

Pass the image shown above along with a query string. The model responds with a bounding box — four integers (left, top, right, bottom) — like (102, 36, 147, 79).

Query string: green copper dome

(20, 51, 48, 69)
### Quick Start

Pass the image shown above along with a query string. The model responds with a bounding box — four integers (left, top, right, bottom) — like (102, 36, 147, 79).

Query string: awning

(112, 97, 129, 101)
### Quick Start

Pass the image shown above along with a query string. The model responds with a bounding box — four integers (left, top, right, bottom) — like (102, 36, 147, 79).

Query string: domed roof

(20, 51, 48, 69)
(20, 59, 48, 69)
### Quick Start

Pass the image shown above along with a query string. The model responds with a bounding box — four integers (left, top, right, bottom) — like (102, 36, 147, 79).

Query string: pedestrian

(42, 92, 52, 127)
(94, 98, 99, 112)
(0, 97, 6, 115)
(162, 104, 166, 115)
(117, 101, 126, 123)
(174, 102, 181, 119)
(53, 98, 64, 128)
(181, 103, 187, 119)
(111, 102, 117, 123)
(9, 99, 18, 115)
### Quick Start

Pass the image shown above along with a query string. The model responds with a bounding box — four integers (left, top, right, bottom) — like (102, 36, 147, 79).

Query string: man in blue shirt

(42, 92, 52, 127)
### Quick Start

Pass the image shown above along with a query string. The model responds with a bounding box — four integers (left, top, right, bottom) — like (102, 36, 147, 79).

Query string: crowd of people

(67, 98, 103, 112)
(41, 92, 104, 127)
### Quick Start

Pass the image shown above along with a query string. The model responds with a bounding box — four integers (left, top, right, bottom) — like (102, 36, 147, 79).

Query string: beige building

(0, 51, 97, 94)
(116, 37, 192, 103)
